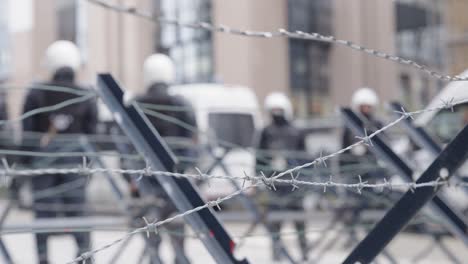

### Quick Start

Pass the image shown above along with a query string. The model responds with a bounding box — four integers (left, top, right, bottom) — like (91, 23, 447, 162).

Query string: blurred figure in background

(21, 41, 97, 264)
(339, 87, 387, 247)
(340, 87, 384, 179)
(0, 87, 11, 150)
(255, 92, 308, 261)
(120, 53, 196, 264)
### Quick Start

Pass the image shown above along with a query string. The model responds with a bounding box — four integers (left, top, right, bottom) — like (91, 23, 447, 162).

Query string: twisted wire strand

(0, 149, 141, 160)
(3, 166, 465, 191)
(0, 84, 94, 96)
(0, 93, 96, 126)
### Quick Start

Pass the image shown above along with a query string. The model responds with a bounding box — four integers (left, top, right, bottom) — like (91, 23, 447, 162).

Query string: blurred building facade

(211, 0, 400, 117)
(4, 0, 458, 119)
(394, 0, 447, 110)
(446, 0, 468, 75)
(0, 0, 10, 82)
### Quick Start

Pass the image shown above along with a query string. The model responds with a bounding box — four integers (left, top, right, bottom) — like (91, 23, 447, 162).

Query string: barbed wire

(0, 93, 95, 126)
(1, 2, 466, 261)
(6, 86, 463, 173)
(0, 149, 141, 160)
(1, 94, 466, 263)
(32, 177, 88, 200)
(1, 46, 465, 263)
(0, 88, 463, 262)
(65, 171, 462, 262)
(3, 164, 466, 194)
(6, 100, 468, 263)
(64, 97, 468, 262)
(208, 93, 466, 184)
(86, 0, 468, 82)
(0, 83, 93, 95)
(5, 130, 130, 144)
(67, 181, 254, 263)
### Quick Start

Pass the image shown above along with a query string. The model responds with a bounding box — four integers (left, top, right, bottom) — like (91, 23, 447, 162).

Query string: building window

(288, 0, 332, 116)
(400, 74, 412, 108)
(395, 2, 445, 67)
(290, 41, 309, 93)
(56, 0, 77, 42)
(420, 76, 430, 106)
(55, 0, 87, 63)
(159, 0, 213, 83)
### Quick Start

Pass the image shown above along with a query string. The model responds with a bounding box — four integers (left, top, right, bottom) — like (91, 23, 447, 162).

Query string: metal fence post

(204, 147, 297, 263)
(341, 108, 468, 264)
(96, 74, 248, 264)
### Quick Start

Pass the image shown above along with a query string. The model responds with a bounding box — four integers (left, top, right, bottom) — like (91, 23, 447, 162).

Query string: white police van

(169, 83, 262, 200)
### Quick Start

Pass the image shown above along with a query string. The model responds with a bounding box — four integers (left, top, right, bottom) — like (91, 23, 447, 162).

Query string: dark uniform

(339, 112, 390, 247)
(255, 115, 308, 261)
(0, 89, 11, 154)
(120, 82, 197, 264)
(22, 68, 97, 264)
(340, 112, 385, 181)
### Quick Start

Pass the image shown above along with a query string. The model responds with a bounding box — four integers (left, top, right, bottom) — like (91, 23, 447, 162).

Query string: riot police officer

(340, 87, 384, 178)
(121, 53, 196, 264)
(22, 40, 96, 264)
(255, 92, 308, 261)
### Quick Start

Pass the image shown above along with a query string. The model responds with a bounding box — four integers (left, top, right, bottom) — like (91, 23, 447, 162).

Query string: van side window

(426, 104, 468, 143)
(208, 113, 255, 148)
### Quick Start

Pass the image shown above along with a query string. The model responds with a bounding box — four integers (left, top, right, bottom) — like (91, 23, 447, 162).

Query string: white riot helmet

(143, 53, 176, 90)
(264, 92, 293, 120)
(351, 87, 379, 108)
(45, 40, 81, 75)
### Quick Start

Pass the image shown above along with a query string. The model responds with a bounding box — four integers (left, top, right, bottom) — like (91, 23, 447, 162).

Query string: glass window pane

(208, 113, 255, 147)
(159, 0, 213, 83)
(56, 0, 77, 42)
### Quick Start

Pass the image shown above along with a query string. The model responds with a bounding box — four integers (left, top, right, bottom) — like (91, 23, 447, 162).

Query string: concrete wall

(7, 0, 404, 118)
(213, 0, 289, 106)
(84, 0, 156, 93)
(331, 0, 398, 109)
(446, 0, 468, 75)
(214, 0, 399, 113)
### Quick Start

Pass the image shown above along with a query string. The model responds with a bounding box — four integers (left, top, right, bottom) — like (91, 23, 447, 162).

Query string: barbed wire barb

(75, 251, 94, 264)
(207, 198, 223, 211)
(142, 217, 159, 238)
(315, 151, 328, 168)
(290, 172, 300, 191)
(260, 171, 276, 191)
(383, 177, 392, 192)
(356, 129, 373, 147)
(440, 97, 456, 112)
(394, 106, 414, 120)
(356, 175, 367, 194)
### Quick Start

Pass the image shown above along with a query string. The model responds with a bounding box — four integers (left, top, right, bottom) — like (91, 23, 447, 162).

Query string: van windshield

(208, 113, 255, 148)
